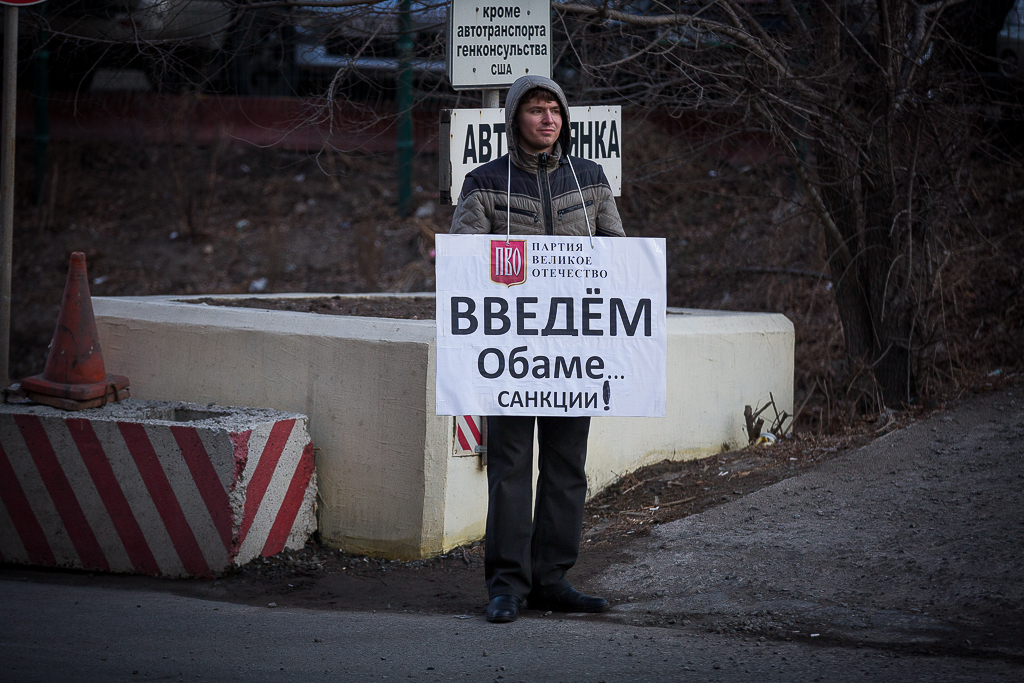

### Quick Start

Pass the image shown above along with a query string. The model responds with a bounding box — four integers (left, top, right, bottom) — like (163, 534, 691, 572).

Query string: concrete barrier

(0, 400, 316, 577)
(93, 294, 793, 559)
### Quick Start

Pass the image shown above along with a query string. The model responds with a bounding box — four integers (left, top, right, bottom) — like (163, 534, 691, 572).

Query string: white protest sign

(448, 0, 551, 89)
(435, 234, 666, 417)
(440, 106, 622, 204)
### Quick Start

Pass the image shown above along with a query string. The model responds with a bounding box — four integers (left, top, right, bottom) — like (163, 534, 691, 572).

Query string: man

(450, 75, 625, 623)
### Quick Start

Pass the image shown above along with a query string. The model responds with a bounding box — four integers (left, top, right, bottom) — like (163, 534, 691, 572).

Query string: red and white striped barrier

(454, 415, 484, 456)
(0, 401, 317, 577)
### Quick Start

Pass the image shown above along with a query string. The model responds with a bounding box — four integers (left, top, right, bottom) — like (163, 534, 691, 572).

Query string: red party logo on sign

(490, 240, 527, 287)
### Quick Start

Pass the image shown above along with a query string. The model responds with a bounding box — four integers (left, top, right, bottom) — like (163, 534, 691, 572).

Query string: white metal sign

(447, 0, 552, 89)
(435, 234, 667, 417)
(440, 106, 622, 203)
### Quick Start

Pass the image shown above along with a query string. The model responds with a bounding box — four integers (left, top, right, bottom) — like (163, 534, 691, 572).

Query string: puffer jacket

(450, 75, 624, 238)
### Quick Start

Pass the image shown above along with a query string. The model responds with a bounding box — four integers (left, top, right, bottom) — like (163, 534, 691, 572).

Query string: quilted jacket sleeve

(594, 166, 625, 237)
(450, 174, 493, 234)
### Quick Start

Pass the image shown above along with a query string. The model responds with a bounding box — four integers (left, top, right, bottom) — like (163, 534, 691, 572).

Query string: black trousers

(484, 415, 591, 600)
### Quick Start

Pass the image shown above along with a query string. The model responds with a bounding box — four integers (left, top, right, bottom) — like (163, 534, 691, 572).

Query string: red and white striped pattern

(0, 406, 316, 577)
(454, 415, 483, 456)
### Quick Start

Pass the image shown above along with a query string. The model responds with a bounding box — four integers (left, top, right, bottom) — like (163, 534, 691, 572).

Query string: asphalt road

(2, 386, 1022, 682)
(1, 579, 1017, 682)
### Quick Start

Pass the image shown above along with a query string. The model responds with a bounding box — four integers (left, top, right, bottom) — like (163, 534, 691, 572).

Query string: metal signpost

(1, 0, 46, 385)
(444, 0, 559, 200)
(448, 0, 551, 108)
(397, 0, 414, 216)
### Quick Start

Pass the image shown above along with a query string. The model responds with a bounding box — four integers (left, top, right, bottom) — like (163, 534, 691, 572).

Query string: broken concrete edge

(0, 399, 318, 577)
(3, 398, 302, 432)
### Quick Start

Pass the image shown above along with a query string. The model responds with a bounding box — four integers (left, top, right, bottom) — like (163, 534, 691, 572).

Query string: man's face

(516, 95, 562, 155)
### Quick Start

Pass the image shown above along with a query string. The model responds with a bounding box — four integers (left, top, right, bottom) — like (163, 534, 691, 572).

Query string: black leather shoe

(528, 586, 610, 613)
(486, 595, 522, 623)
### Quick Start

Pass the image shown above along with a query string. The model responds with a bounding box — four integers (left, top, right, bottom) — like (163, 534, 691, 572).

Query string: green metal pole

(396, 0, 413, 217)
(33, 10, 48, 206)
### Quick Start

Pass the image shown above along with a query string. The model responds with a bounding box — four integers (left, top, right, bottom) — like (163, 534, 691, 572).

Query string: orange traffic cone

(20, 252, 129, 410)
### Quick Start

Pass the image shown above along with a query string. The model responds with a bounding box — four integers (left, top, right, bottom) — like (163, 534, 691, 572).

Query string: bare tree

(551, 0, 1013, 409)
(28, 0, 1018, 409)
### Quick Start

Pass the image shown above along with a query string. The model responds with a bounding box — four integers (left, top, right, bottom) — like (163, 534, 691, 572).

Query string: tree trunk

(805, 0, 919, 409)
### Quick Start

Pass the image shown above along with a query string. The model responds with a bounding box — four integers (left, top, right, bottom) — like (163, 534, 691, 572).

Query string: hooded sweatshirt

(450, 75, 624, 239)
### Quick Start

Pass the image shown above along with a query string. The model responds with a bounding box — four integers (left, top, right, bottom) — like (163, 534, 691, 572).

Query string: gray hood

(505, 75, 571, 165)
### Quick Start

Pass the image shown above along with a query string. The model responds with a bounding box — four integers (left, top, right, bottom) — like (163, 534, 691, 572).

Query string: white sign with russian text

(435, 234, 666, 417)
(447, 106, 622, 200)
(448, 0, 552, 89)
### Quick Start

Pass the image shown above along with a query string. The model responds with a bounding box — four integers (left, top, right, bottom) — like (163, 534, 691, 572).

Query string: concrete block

(0, 400, 316, 577)
(93, 293, 793, 559)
